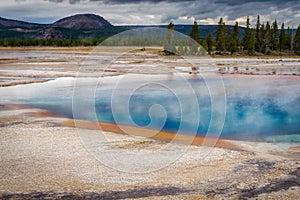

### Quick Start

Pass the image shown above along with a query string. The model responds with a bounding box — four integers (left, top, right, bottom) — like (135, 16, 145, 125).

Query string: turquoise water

(0, 75, 299, 143)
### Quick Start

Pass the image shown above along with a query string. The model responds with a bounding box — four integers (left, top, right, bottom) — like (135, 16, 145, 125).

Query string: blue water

(1, 75, 299, 143)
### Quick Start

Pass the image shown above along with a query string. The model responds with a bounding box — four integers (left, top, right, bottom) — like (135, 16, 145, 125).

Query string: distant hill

(51, 14, 113, 30)
(0, 14, 124, 40)
(33, 14, 121, 39)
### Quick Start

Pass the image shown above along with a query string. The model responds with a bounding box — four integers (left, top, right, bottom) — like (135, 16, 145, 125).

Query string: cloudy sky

(1, 0, 300, 27)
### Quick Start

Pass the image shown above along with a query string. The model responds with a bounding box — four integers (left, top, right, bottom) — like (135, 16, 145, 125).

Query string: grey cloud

(44, 0, 81, 3)
(167, 0, 300, 24)
(2, 0, 300, 27)
(215, 0, 276, 5)
(69, 0, 81, 4)
(88, 0, 300, 24)
(215, 0, 298, 3)
(47, 0, 63, 3)
(90, 0, 300, 5)
(90, 0, 194, 3)
(42, 0, 194, 4)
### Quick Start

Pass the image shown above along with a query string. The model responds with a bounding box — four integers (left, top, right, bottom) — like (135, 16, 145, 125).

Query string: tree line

(0, 38, 105, 47)
(187, 16, 300, 55)
(1, 16, 300, 56)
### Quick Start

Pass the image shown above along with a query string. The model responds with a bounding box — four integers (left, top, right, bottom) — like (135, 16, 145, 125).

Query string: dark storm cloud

(215, 0, 298, 4)
(47, 0, 63, 3)
(90, 0, 194, 3)
(69, 0, 81, 4)
(42, 0, 80, 3)
(215, 0, 275, 4)
(43, 0, 196, 4)
(90, 0, 297, 4)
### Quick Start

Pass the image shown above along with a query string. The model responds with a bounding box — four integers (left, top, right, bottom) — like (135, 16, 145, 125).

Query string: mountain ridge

(0, 17, 46, 28)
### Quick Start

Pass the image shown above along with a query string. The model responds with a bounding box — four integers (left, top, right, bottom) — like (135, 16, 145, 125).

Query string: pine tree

(263, 21, 271, 53)
(255, 15, 262, 52)
(230, 21, 240, 54)
(206, 31, 214, 54)
(248, 30, 256, 55)
(293, 25, 300, 55)
(259, 23, 265, 52)
(217, 31, 226, 52)
(279, 23, 286, 52)
(243, 16, 252, 50)
(287, 27, 293, 51)
(271, 19, 279, 50)
(256, 15, 261, 33)
(189, 21, 201, 44)
(225, 26, 232, 51)
(201, 40, 208, 53)
(216, 18, 226, 51)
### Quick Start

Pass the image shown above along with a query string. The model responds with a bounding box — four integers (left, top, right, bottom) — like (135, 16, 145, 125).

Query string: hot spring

(1, 74, 299, 143)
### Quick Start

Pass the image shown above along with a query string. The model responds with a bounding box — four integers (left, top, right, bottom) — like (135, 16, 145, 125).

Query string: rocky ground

(1, 47, 300, 87)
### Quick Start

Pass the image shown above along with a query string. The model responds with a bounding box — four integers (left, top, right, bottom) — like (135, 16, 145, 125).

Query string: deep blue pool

(1, 75, 299, 142)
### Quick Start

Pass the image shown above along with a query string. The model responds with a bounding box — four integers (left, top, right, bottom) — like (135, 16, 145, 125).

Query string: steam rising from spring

(72, 27, 226, 173)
